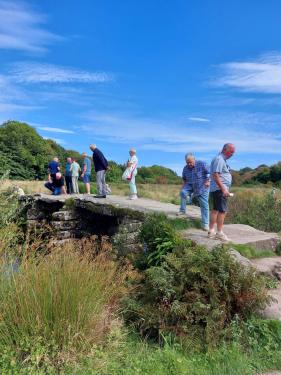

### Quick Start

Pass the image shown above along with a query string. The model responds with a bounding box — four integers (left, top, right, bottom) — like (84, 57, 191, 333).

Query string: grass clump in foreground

(66, 324, 281, 375)
(0, 241, 132, 372)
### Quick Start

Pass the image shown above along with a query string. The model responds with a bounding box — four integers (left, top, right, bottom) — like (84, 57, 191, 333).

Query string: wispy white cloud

(215, 51, 281, 94)
(10, 62, 113, 83)
(36, 126, 75, 134)
(0, 0, 62, 53)
(80, 111, 281, 155)
(188, 117, 210, 122)
(0, 103, 42, 112)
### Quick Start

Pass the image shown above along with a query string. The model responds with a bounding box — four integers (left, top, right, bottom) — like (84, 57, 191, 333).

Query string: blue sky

(1, 0, 281, 173)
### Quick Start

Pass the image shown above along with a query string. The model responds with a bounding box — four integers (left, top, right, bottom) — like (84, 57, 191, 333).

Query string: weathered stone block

(52, 210, 78, 221)
(229, 249, 252, 268)
(51, 220, 79, 231)
(118, 222, 142, 233)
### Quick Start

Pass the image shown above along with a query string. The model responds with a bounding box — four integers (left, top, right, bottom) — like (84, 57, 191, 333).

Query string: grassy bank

(1, 182, 281, 374)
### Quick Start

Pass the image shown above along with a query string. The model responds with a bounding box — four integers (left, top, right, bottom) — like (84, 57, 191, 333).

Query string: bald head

(222, 143, 235, 159)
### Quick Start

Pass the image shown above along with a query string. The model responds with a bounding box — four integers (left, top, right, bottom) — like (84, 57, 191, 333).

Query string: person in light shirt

(70, 158, 81, 194)
(208, 143, 236, 242)
(127, 148, 138, 200)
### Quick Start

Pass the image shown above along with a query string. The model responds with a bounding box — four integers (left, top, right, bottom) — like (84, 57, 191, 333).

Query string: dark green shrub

(138, 214, 182, 268)
(124, 244, 269, 345)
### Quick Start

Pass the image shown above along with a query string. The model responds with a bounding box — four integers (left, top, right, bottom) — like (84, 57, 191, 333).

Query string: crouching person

(45, 172, 66, 195)
(178, 153, 210, 231)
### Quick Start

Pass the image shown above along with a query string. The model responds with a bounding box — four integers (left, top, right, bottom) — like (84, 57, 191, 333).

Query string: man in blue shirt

(81, 153, 92, 194)
(89, 144, 108, 198)
(48, 157, 60, 181)
(209, 143, 235, 242)
(178, 154, 210, 230)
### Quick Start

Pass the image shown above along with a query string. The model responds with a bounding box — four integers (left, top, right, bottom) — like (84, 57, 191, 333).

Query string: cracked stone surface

(251, 257, 281, 277)
(26, 193, 201, 219)
(262, 283, 281, 320)
(181, 224, 279, 251)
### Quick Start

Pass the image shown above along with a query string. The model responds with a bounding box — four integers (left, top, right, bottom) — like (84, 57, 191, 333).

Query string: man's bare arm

(213, 173, 230, 197)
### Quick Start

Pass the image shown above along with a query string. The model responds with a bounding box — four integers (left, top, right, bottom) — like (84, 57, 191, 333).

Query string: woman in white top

(127, 148, 138, 200)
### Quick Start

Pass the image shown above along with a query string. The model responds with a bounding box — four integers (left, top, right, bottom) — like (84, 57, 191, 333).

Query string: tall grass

(227, 191, 281, 232)
(0, 242, 131, 368)
(2, 179, 182, 204)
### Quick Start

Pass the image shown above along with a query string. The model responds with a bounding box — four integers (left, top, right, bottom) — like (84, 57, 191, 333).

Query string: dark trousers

(65, 176, 73, 194)
(44, 182, 61, 195)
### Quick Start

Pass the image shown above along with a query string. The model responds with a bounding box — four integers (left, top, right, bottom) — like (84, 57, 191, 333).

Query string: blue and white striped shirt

(182, 160, 210, 197)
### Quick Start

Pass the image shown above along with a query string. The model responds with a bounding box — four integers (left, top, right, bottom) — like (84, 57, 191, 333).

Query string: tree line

(0, 121, 181, 184)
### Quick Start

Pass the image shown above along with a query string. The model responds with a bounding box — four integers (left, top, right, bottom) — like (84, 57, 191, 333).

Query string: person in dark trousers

(65, 157, 73, 194)
(89, 144, 108, 198)
(45, 172, 66, 195)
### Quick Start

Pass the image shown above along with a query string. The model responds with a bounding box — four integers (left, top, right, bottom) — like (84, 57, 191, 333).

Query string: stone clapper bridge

(21, 193, 281, 319)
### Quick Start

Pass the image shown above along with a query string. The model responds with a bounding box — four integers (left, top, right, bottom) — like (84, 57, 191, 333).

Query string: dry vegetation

(1, 179, 182, 203)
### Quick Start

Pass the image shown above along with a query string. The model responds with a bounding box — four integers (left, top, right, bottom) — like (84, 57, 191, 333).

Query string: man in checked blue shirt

(177, 154, 210, 230)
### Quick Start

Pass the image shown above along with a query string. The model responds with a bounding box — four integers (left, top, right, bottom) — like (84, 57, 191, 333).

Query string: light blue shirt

(210, 153, 232, 192)
(83, 157, 91, 175)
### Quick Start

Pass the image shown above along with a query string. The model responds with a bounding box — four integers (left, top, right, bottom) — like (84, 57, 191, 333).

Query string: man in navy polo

(89, 144, 108, 198)
(48, 157, 60, 181)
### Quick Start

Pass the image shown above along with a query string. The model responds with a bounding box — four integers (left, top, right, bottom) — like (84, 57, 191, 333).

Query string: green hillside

(0, 120, 181, 184)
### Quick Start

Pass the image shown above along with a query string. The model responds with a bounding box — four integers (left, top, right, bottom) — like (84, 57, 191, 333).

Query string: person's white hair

(185, 153, 195, 161)
(130, 148, 136, 154)
(89, 144, 96, 151)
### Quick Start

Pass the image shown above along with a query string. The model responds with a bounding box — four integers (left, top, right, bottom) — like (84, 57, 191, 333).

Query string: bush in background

(227, 192, 281, 232)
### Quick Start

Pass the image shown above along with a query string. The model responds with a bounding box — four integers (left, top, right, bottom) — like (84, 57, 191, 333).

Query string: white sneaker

(208, 230, 216, 239)
(129, 195, 138, 200)
(176, 211, 186, 216)
(215, 232, 230, 242)
(202, 225, 209, 232)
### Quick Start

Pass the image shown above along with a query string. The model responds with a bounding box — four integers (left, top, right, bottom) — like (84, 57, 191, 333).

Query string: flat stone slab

(22, 194, 280, 251)
(25, 193, 201, 220)
(261, 283, 281, 320)
(251, 257, 281, 276)
(182, 224, 279, 251)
